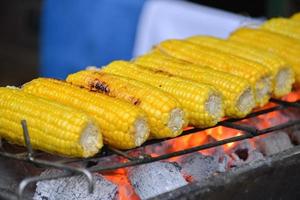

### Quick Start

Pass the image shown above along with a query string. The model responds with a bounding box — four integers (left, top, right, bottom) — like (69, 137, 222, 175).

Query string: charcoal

(230, 149, 265, 167)
(34, 169, 117, 200)
(128, 161, 187, 200)
(228, 140, 264, 167)
(204, 135, 225, 160)
(255, 131, 293, 156)
(201, 135, 229, 172)
(289, 130, 300, 144)
(179, 153, 223, 182)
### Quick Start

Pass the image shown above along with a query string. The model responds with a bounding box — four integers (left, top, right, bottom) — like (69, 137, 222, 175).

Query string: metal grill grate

(0, 98, 299, 199)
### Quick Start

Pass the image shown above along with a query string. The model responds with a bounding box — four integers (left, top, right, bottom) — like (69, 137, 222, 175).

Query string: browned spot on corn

(153, 69, 173, 77)
(130, 97, 141, 105)
(89, 79, 110, 94)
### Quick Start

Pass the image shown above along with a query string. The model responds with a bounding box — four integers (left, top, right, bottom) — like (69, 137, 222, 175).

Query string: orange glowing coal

(283, 89, 300, 102)
(103, 168, 139, 200)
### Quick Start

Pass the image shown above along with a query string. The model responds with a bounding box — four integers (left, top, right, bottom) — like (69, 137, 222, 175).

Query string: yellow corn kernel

(0, 87, 103, 158)
(230, 27, 300, 85)
(103, 61, 224, 128)
(134, 52, 255, 118)
(261, 18, 300, 41)
(157, 39, 273, 106)
(291, 13, 300, 21)
(67, 70, 187, 139)
(22, 78, 149, 149)
(187, 35, 295, 97)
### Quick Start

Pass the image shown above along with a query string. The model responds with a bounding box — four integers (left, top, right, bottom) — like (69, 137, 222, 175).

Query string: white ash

(179, 153, 224, 182)
(228, 140, 265, 167)
(255, 131, 293, 156)
(128, 161, 187, 200)
(34, 169, 117, 200)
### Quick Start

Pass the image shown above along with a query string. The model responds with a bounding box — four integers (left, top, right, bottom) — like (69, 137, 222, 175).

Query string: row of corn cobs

(1, 14, 300, 158)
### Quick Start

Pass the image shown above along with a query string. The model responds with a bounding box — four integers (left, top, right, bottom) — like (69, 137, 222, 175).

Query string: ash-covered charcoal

(228, 140, 264, 167)
(289, 130, 300, 144)
(255, 131, 293, 156)
(230, 149, 265, 167)
(34, 169, 117, 200)
(179, 152, 224, 182)
(204, 135, 225, 160)
(286, 125, 300, 144)
(128, 161, 187, 200)
(199, 135, 230, 172)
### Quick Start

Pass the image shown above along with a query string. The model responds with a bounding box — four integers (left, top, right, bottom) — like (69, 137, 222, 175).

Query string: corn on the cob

(157, 39, 273, 106)
(67, 70, 187, 139)
(0, 87, 103, 157)
(22, 78, 149, 149)
(291, 13, 300, 21)
(134, 52, 255, 118)
(230, 28, 300, 85)
(187, 35, 295, 97)
(103, 61, 224, 128)
(261, 18, 300, 41)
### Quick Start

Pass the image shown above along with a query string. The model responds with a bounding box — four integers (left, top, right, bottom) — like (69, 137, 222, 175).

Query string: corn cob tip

(80, 122, 103, 157)
(274, 67, 295, 97)
(168, 108, 186, 133)
(236, 87, 255, 116)
(133, 117, 149, 146)
(205, 93, 224, 124)
(255, 76, 272, 106)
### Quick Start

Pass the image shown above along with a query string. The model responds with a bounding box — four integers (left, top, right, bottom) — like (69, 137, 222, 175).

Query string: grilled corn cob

(134, 52, 255, 118)
(230, 28, 300, 85)
(187, 35, 294, 97)
(22, 78, 149, 149)
(67, 70, 187, 139)
(157, 39, 273, 106)
(0, 87, 103, 157)
(291, 13, 300, 21)
(261, 18, 300, 41)
(103, 61, 224, 127)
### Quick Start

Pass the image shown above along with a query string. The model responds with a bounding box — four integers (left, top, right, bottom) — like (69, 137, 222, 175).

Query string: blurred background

(0, 0, 299, 86)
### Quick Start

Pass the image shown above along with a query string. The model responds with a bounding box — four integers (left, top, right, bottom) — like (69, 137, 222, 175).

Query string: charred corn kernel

(291, 13, 300, 21)
(230, 28, 300, 85)
(261, 18, 300, 41)
(103, 61, 224, 128)
(187, 35, 294, 97)
(0, 87, 103, 158)
(134, 52, 255, 118)
(157, 39, 273, 106)
(67, 70, 187, 139)
(22, 78, 149, 149)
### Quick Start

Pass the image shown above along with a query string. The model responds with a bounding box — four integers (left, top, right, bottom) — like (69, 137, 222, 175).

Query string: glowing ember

(283, 89, 300, 102)
(103, 168, 139, 200)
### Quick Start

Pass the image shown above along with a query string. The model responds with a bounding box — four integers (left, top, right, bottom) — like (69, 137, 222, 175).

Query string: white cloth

(133, 0, 263, 57)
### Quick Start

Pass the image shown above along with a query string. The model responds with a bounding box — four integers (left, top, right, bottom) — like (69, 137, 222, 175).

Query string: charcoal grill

(0, 98, 299, 200)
